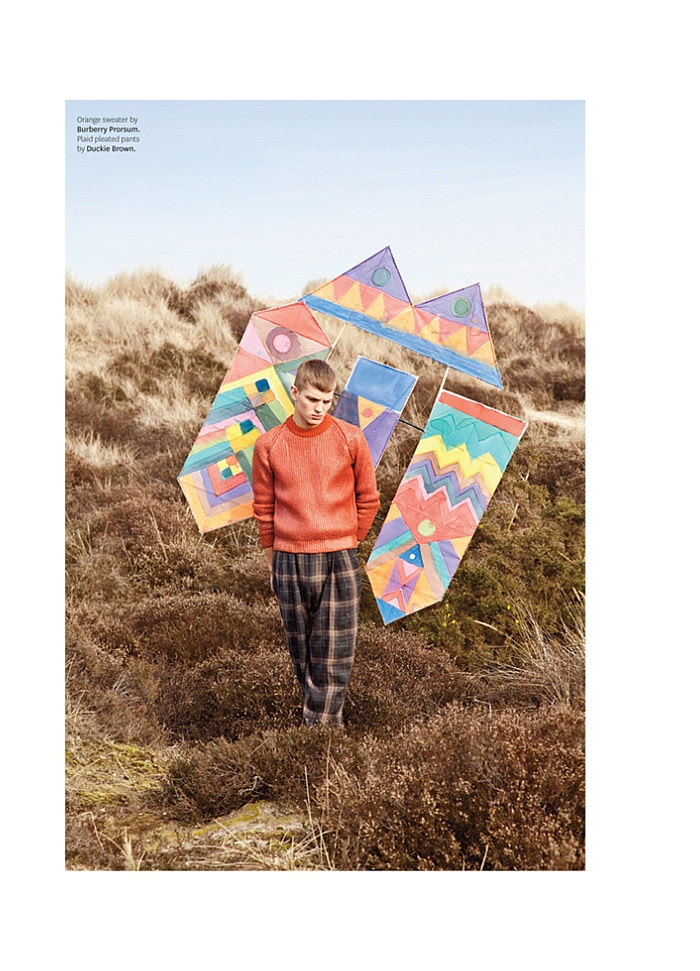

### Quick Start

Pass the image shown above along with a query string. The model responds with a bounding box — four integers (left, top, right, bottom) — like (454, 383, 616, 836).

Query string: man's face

(290, 382, 335, 430)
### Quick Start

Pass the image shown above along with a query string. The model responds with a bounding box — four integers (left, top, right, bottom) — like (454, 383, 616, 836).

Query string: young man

(251, 359, 380, 727)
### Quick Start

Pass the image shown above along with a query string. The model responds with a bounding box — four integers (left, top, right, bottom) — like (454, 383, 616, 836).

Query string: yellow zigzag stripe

(414, 434, 503, 493)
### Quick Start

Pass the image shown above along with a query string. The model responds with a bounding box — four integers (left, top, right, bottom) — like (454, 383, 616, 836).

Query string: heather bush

(66, 390, 140, 445)
(343, 626, 472, 734)
(154, 649, 299, 741)
(161, 727, 365, 822)
(321, 703, 585, 870)
(529, 440, 585, 504)
(124, 542, 233, 597)
(66, 619, 165, 747)
(71, 594, 282, 663)
(129, 594, 283, 661)
(89, 494, 184, 550)
(160, 704, 584, 870)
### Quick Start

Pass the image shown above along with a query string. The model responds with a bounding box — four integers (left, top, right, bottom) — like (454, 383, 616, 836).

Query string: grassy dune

(65, 265, 585, 870)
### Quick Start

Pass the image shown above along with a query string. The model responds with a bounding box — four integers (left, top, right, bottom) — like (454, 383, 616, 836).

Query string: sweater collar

(284, 413, 334, 438)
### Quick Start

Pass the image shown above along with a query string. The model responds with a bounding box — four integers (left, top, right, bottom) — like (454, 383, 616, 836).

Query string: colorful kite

(365, 390, 527, 624)
(178, 303, 332, 532)
(302, 246, 503, 388)
(333, 357, 417, 467)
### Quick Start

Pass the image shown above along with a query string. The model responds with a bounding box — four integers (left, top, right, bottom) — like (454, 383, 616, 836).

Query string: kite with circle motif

(365, 390, 527, 623)
(302, 246, 503, 388)
(332, 357, 417, 467)
(178, 303, 332, 532)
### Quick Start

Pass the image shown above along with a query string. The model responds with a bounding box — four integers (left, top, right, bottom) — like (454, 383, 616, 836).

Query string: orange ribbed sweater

(251, 414, 380, 553)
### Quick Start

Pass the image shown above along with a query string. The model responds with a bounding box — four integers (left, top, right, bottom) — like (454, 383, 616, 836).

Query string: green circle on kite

(417, 519, 436, 537)
(451, 298, 472, 317)
(372, 266, 392, 287)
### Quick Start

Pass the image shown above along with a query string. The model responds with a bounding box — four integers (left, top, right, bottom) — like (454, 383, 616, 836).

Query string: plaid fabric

(272, 549, 362, 727)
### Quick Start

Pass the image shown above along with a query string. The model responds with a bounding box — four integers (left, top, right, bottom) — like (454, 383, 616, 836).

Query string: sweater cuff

(357, 515, 376, 542)
(257, 523, 275, 549)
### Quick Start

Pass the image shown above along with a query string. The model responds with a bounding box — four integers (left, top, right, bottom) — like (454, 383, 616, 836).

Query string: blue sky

(66, 100, 584, 309)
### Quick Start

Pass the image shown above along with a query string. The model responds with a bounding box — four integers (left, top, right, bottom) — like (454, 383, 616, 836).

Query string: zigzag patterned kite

(365, 390, 527, 623)
(302, 246, 502, 388)
(332, 357, 417, 467)
(178, 303, 332, 532)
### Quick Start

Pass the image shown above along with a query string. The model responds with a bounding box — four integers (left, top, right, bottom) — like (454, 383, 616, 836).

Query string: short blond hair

(294, 359, 336, 392)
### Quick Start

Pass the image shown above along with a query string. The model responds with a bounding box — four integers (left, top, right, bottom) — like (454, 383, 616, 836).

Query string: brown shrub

(66, 620, 164, 746)
(324, 703, 585, 870)
(552, 373, 585, 402)
(481, 302, 585, 407)
(344, 626, 471, 734)
(160, 704, 584, 870)
(72, 599, 474, 742)
(118, 593, 284, 663)
(160, 728, 359, 821)
(219, 302, 258, 340)
(66, 391, 139, 444)
(69, 371, 131, 406)
(135, 446, 192, 486)
(153, 648, 298, 741)
(110, 342, 227, 400)
(68, 602, 138, 657)
(504, 358, 584, 408)
(65, 450, 100, 491)
(88, 493, 186, 552)
(98, 599, 476, 741)
(549, 336, 585, 366)
(165, 266, 251, 322)
(487, 301, 574, 353)
(529, 443, 585, 504)
(124, 544, 222, 597)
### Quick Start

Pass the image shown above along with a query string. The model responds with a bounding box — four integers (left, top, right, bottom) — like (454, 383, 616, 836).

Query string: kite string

(326, 323, 347, 362)
(396, 416, 425, 432)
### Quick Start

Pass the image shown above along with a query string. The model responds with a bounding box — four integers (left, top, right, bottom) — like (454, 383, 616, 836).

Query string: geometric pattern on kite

(332, 356, 418, 467)
(301, 245, 503, 389)
(365, 390, 527, 624)
(178, 302, 332, 532)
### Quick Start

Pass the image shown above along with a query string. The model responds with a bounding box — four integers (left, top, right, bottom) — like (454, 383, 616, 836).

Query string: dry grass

(66, 430, 137, 470)
(532, 299, 585, 338)
(65, 266, 585, 870)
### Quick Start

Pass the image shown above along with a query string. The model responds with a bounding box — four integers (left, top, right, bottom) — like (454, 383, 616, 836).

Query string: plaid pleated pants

(272, 549, 362, 727)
